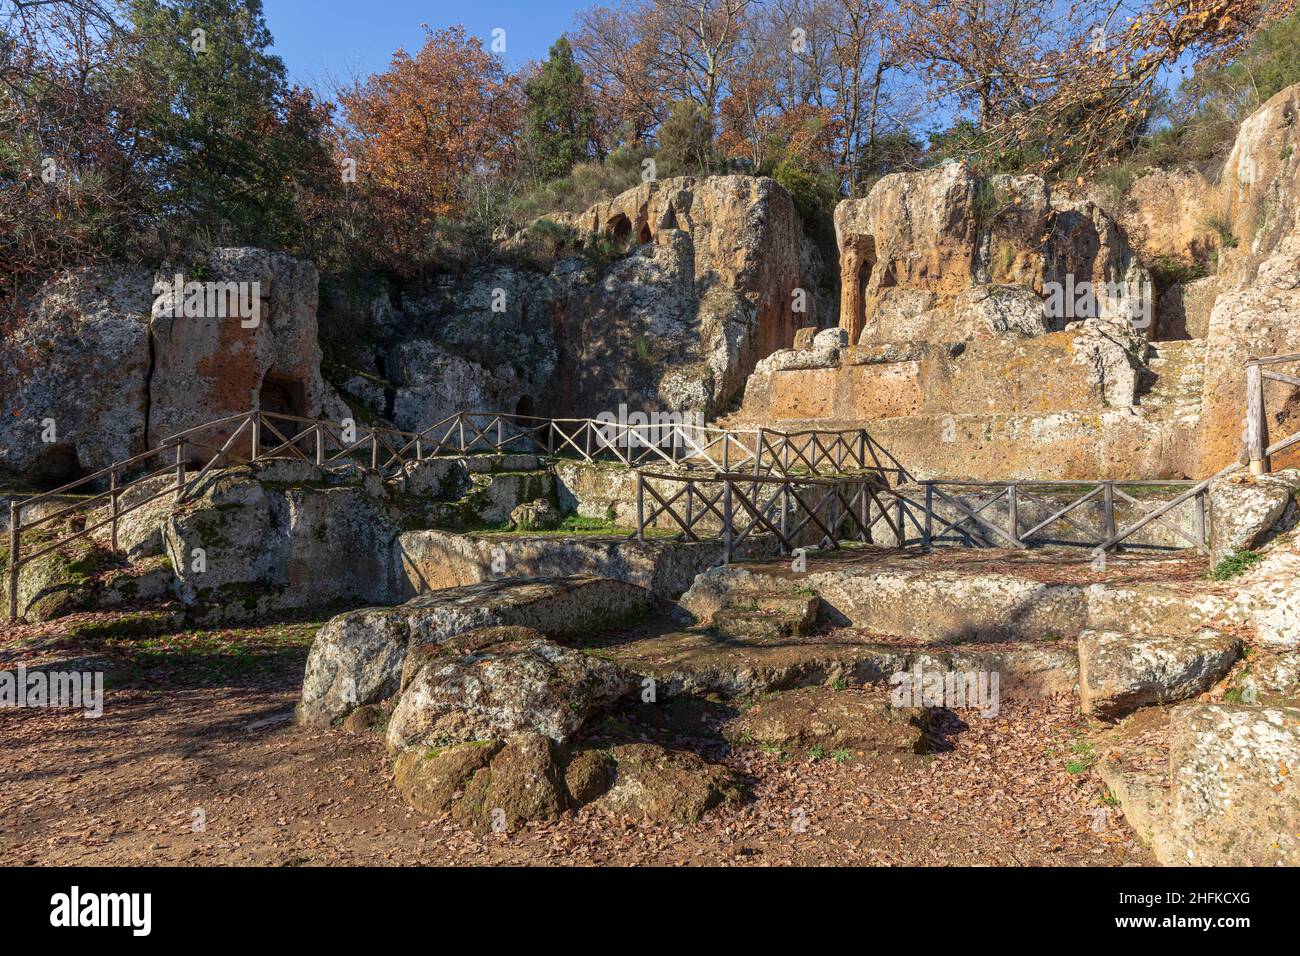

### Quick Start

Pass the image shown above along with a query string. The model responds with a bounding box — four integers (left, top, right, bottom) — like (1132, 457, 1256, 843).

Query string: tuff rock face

(834, 163, 1149, 345)
(1196, 84, 1300, 474)
(324, 175, 805, 429)
(548, 174, 805, 365)
(0, 249, 345, 482)
(0, 266, 154, 479)
(1111, 167, 1221, 270)
(148, 248, 343, 450)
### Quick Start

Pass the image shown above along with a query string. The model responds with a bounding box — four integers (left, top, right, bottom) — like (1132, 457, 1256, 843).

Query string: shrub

(1204, 212, 1239, 249)
(508, 146, 651, 221)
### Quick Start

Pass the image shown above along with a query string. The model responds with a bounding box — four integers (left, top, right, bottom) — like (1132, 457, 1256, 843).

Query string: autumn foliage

(338, 26, 522, 271)
(2, 0, 1296, 296)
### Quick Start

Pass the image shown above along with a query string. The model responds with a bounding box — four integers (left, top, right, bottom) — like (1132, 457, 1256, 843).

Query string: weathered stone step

(593, 625, 1078, 701)
(681, 552, 1231, 645)
(710, 591, 820, 640)
(397, 529, 724, 600)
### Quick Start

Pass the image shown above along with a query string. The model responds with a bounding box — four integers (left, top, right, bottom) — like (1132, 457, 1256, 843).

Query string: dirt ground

(0, 608, 1151, 867)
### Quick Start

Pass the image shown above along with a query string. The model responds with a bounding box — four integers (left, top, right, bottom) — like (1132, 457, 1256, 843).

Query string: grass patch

(1210, 547, 1264, 581)
(1066, 739, 1095, 774)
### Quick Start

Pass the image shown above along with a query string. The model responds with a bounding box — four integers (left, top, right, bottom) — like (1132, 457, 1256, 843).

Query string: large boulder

(0, 266, 153, 480)
(1231, 650, 1300, 703)
(385, 626, 635, 750)
(1077, 630, 1241, 720)
(13, 539, 102, 622)
(1233, 526, 1300, 648)
(164, 460, 401, 616)
(1161, 702, 1300, 866)
(1208, 469, 1300, 564)
(391, 740, 501, 815)
(452, 732, 567, 829)
(298, 575, 654, 726)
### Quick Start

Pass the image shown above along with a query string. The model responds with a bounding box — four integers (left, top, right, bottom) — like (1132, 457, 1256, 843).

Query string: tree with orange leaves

(338, 25, 522, 272)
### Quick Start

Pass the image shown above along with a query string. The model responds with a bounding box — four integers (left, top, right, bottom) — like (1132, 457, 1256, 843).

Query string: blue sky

(263, 0, 593, 91)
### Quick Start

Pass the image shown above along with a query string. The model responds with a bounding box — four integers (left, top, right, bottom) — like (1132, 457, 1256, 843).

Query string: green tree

(523, 37, 596, 181)
(125, 0, 332, 249)
(655, 100, 715, 178)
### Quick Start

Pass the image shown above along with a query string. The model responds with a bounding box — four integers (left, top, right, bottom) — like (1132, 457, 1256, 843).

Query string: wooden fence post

(923, 483, 933, 551)
(1103, 482, 1117, 543)
(1246, 362, 1268, 475)
(174, 442, 186, 502)
(370, 431, 379, 471)
(1007, 483, 1019, 542)
(109, 467, 119, 552)
(1196, 489, 1208, 552)
(315, 426, 325, 466)
(723, 478, 733, 563)
(829, 483, 840, 549)
(636, 472, 645, 542)
(250, 413, 261, 461)
(7, 500, 18, 622)
(779, 484, 788, 550)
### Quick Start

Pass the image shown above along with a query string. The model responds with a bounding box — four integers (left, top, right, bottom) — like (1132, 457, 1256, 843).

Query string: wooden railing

(4, 408, 439, 621)
(416, 411, 910, 481)
(632, 472, 1212, 560)
(5, 408, 902, 621)
(1096, 352, 1300, 555)
(912, 480, 1208, 553)
(633, 470, 898, 562)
